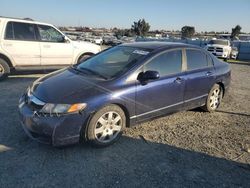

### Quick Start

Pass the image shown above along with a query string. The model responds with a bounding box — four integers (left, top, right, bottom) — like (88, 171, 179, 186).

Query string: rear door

(2, 21, 40, 66)
(183, 49, 216, 108)
(135, 49, 185, 122)
(37, 24, 73, 65)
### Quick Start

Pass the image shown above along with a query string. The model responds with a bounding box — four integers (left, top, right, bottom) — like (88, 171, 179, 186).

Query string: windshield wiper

(79, 67, 108, 80)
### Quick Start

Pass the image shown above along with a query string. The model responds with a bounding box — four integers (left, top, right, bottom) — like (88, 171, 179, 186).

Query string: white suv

(204, 39, 232, 61)
(0, 17, 101, 80)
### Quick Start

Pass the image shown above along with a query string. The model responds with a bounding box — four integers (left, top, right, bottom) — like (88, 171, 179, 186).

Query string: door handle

(3, 43, 13, 47)
(174, 77, 183, 84)
(206, 71, 213, 76)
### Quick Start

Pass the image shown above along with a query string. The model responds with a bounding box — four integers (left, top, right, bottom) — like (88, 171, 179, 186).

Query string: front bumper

(211, 52, 228, 58)
(18, 95, 88, 147)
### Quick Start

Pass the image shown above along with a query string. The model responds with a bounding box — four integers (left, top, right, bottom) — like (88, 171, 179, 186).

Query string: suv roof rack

(0, 16, 34, 21)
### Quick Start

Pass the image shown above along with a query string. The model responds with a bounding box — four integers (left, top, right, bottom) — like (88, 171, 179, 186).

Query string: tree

(181, 26, 195, 39)
(230, 25, 242, 40)
(124, 29, 134, 37)
(114, 29, 125, 39)
(131, 19, 150, 36)
(114, 29, 135, 39)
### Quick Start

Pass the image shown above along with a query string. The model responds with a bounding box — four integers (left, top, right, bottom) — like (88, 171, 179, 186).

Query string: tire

(85, 104, 126, 147)
(202, 84, 223, 112)
(77, 53, 94, 64)
(0, 58, 10, 81)
(224, 54, 230, 62)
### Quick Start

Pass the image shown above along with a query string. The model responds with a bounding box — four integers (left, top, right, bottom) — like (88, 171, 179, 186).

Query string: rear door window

(13, 22, 36, 41)
(206, 54, 214, 66)
(186, 49, 209, 70)
(144, 50, 183, 77)
(5, 21, 36, 41)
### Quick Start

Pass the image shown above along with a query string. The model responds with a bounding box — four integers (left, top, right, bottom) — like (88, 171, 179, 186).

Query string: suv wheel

(85, 104, 126, 147)
(77, 53, 94, 64)
(0, 59, 10, 81)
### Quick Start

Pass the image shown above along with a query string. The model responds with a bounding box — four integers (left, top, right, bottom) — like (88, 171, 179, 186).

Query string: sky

(1, 0, 250, 32)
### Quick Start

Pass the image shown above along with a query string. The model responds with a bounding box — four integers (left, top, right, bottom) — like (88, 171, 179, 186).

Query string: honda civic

(19, 42, 231, 147)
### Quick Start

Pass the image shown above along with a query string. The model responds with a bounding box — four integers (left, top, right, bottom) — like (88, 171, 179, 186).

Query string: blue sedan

(18, 42, 231, 147)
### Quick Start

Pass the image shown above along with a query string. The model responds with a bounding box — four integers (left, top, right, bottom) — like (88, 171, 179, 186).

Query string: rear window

(5, 21, 36, 41)
(186, 49, 209, 70)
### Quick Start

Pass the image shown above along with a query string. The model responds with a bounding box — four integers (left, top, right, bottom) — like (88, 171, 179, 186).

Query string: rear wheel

(0, 59, 10, 81)
(85, 105, 126, 147)
(202, 84, 223, 112)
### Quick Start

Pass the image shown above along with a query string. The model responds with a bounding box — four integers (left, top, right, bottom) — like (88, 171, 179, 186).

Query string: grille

(208, 47, 214, 50)
(216, 47, 223, 52)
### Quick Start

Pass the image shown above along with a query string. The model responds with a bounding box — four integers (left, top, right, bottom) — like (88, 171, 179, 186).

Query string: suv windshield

(76, 46, 151, 79)
(208, 40, 228, 46)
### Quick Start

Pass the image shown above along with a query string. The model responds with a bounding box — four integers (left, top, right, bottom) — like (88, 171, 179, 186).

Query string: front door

(37, 24, 73, 65)
(135, 49, 185, 122)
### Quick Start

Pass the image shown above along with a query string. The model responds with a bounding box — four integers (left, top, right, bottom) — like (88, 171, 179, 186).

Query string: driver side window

(144, 50, 183, 77)
(37, 25, 64, 42)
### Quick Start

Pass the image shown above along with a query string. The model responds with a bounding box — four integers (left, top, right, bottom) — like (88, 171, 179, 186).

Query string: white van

(0, 17, 101, 80)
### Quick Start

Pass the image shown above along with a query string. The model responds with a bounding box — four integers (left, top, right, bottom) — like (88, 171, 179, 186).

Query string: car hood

(30, 68, 109, 104)
(206, 44, 229, 48)
(72, 41, 101, 53)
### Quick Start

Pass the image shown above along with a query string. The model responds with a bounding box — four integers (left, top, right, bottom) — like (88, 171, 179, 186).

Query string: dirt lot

(0, 62, 250, 187)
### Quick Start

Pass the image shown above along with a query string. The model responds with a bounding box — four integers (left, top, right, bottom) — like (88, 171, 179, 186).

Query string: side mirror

(64, 37, 70, 43)
(137, 70, 160, 84)
(60, 36, 70, 43)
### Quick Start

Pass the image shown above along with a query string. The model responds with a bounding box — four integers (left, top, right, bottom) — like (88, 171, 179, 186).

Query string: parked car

(204, 39, 232, 61)
(91, 36, 103, 45)
(19, 42, 231, 147)
(231, 47, 239, 60)
(0, 17, 101, 80)
(103, 36, 122, 46)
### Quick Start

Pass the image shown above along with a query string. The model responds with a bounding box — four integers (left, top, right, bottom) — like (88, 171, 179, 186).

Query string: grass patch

(227, 59, 250, 64)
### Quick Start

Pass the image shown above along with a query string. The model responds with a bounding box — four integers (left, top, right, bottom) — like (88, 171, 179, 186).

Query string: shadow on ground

(0, 136, 250, 187)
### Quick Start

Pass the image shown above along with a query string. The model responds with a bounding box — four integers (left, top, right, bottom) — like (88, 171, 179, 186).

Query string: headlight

(40, 103, 87, 114)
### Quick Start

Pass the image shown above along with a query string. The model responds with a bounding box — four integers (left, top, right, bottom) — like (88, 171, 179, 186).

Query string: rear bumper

(18, 96, 88, 147)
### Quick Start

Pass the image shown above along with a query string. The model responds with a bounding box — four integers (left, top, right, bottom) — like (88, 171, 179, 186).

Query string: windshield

(208, 40, 229, 46)
(76, 46, 151, 79)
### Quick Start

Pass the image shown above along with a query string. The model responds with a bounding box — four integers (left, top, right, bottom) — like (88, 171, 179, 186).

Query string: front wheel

(85, 105, 126, 147)
(202, 84, 223, 112)
(77, 53, 94, 64)
(0, 59, 10, 81)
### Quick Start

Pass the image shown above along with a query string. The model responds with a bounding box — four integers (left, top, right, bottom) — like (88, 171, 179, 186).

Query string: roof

(121, 41, 197, 50)
(0, 16, 53, 27)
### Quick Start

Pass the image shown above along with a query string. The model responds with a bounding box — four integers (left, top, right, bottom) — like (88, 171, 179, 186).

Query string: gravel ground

(0, 62, 250, 187)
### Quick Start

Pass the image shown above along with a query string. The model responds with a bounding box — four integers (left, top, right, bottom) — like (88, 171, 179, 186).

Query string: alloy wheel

(209, 88, 221, 110)
(94, 111, 122, 143)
